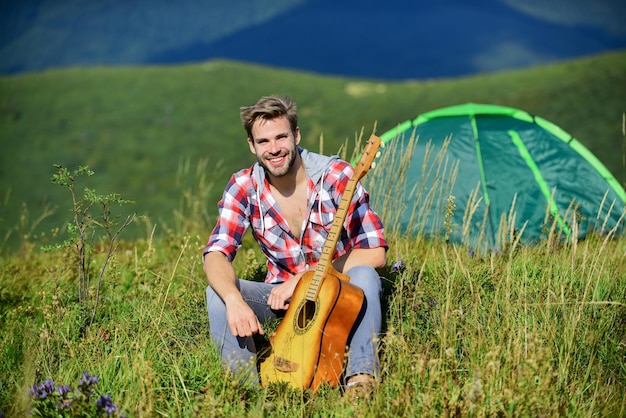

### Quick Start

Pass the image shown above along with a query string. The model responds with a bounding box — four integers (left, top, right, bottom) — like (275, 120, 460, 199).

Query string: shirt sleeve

(203, 172, 251, 261)
(347, 181, 388, 251)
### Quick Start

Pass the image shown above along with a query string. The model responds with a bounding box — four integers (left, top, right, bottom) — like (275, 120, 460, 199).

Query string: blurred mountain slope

(1, 0, 624, 79)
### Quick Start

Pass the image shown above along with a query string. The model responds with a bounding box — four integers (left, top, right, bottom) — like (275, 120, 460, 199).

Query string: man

(203, 95, 387, 397)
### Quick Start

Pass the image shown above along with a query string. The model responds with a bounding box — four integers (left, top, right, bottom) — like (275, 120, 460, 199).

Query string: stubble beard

(259, 148, 298, 178)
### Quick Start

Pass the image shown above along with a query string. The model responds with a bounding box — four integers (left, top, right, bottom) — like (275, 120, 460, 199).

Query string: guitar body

(260, 268, 365, 390)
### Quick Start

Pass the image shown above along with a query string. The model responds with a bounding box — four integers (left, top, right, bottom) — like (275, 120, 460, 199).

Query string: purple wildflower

(57, 384, 70, 396)
(468, 249, 474, 257)
(29, 382, 51, 399)
(29, 373, 124, 417)
(78, 372, 99, 399)
(392, 259, 406, 273)
(43, 380, 55, 394)
(78, 372, 99, 387)
(97, 394, 117, 415)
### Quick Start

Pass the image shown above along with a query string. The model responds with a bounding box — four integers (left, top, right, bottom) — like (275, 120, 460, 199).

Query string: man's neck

(267, 154, 307, 198)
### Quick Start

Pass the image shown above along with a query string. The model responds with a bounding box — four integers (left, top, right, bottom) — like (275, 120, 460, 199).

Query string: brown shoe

(344, 374, 377, 400)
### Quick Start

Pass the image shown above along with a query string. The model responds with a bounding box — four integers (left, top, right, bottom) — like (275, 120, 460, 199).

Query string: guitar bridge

(274, 357, 299, 372)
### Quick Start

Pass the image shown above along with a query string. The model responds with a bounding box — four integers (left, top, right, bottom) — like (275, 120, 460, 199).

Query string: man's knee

(346, 265, 382, 293)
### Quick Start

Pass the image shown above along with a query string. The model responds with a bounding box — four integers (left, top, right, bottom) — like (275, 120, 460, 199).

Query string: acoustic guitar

(260, 134, 382, 391)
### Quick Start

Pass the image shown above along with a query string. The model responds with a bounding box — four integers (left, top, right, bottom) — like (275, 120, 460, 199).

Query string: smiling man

(202, 95, 388, 398)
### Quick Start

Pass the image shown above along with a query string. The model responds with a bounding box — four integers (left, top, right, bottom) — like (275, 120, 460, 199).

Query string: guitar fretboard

(304, 177, 358, 301)
(303, 135, 380, 302)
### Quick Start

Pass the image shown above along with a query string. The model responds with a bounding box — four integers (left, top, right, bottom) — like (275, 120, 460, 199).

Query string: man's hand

(267, 272, 304, 310)
(224, 295, 264, 337)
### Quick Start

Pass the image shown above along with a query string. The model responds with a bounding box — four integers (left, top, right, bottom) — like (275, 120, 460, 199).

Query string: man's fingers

(229, 320, 251, 337)
(268, 292, 289, 310)
(268, 296, 289, 311)
(229, 316, 266, 337)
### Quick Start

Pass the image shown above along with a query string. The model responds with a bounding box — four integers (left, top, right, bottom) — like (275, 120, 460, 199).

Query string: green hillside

(1, 51, 625, 249)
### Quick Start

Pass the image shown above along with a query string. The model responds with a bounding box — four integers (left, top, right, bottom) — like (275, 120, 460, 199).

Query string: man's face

(247, 116, 300, 178)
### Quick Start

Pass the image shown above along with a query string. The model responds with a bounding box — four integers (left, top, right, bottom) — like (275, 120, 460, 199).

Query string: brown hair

(240, 95, 298, 139)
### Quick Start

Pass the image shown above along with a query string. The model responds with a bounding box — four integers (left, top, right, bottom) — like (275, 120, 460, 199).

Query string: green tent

(363, 103, 625, 249)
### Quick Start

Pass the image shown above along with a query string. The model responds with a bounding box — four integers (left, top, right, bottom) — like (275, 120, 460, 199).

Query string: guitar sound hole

(296, 300, 317, 331)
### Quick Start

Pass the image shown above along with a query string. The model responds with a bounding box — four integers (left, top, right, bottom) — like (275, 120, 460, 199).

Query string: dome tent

(361, 103, 625, 249)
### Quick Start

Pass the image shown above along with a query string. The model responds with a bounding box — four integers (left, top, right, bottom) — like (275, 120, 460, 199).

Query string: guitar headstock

(353, 134, 383, 180)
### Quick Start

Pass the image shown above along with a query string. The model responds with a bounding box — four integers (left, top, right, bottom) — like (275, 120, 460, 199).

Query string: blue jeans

(205, 265, 383, 384)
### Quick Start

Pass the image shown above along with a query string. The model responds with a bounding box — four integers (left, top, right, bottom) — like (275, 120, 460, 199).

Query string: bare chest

(271, 187, 309, 238)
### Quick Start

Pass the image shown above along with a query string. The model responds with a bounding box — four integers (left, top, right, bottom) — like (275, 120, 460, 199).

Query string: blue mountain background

(1, 0, 625, 79)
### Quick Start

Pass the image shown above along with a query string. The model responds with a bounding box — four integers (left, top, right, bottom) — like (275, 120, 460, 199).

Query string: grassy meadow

(1, 52, 626, 416)
(0, 181, 625, 416)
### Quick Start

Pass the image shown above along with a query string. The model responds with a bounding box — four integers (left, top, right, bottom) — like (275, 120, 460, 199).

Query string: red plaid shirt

(204, 151, 387, 283)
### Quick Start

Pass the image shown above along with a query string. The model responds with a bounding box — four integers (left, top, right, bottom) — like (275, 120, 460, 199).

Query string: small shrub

(44, 164, 135, 329)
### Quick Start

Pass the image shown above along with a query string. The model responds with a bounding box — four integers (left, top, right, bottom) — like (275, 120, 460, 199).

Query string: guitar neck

(304, 175, 359, 301)
(304, 134, 381, 302)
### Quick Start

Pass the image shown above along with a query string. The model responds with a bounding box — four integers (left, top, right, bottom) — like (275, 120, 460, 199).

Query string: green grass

(1, 222, 625, 416)
(1, 51, 625, 251)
